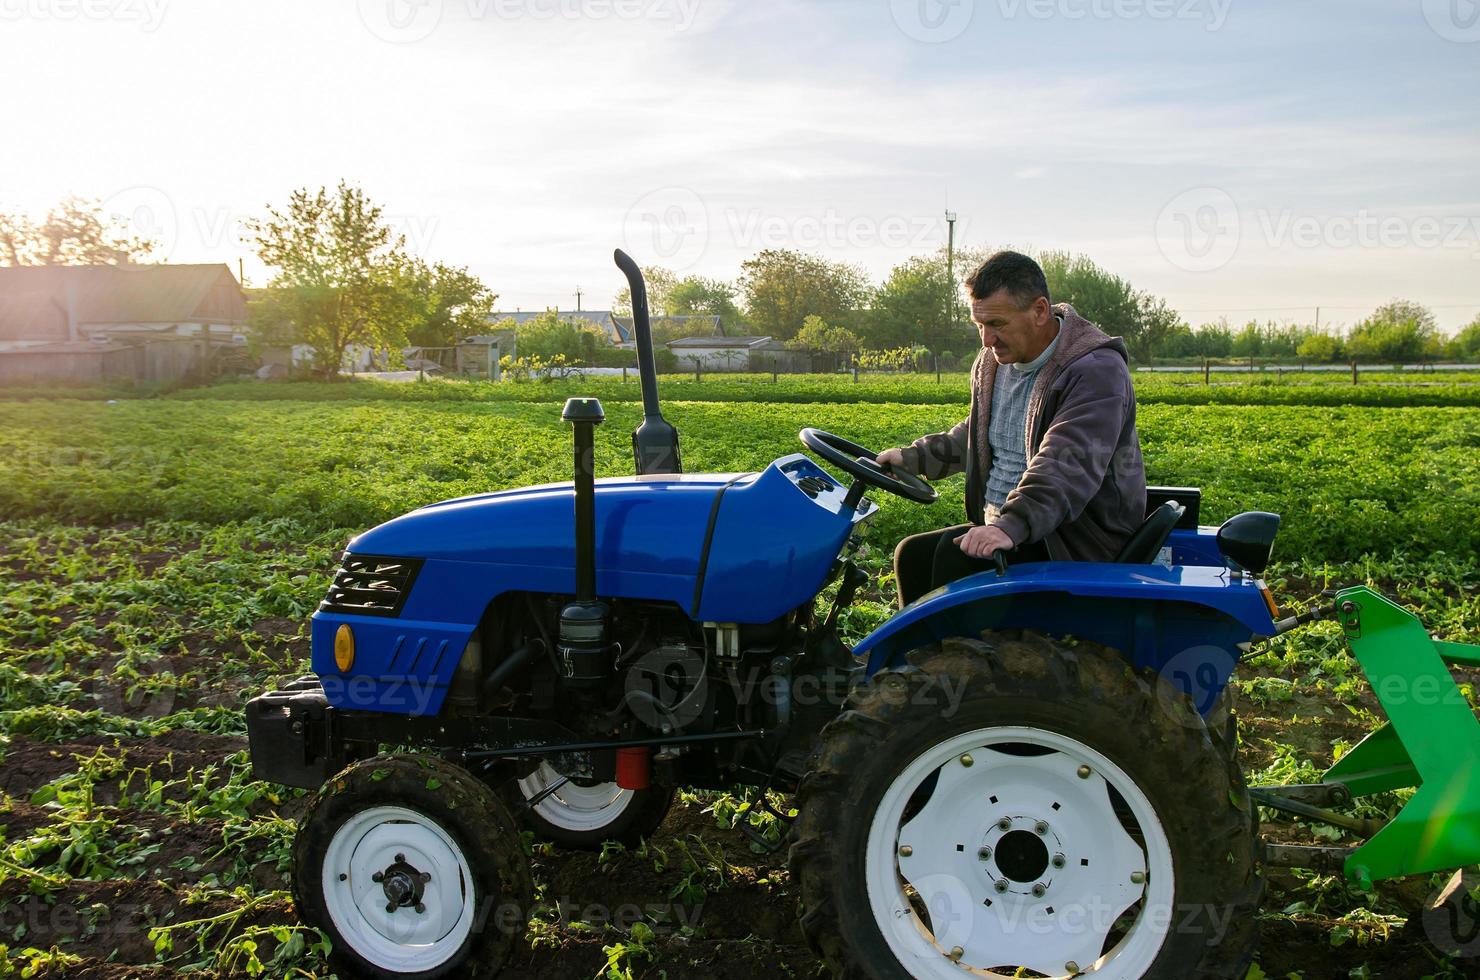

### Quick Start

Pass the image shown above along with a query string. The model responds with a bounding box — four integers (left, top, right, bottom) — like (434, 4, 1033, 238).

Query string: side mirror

(1216, 511, 1281, 575)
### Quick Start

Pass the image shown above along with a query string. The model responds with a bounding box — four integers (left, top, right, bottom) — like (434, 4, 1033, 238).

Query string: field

(1, 374, 1478, 978)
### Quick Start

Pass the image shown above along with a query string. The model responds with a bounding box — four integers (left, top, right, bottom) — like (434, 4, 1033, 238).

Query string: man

(878, 250, 1146, 607)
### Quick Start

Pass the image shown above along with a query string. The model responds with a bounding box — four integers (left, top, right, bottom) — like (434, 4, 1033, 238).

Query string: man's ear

(1034, 296, 1052, 324)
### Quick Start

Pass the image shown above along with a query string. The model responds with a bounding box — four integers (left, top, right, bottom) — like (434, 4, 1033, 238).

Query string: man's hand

(875, 448, 907, 472)
(957, 524, 1014, 559)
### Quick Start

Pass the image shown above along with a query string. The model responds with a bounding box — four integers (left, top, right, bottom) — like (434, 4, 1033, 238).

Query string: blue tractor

(247, 251, 1287, 979)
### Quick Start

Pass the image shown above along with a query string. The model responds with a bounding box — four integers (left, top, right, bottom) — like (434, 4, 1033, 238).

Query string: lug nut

(1052, 853, 1066, 869)
(414, 902, 426, 914)
(994, 879, 1009, 893)
(395, 853, 405, 863)
(1076, 765, 1091, 779)
(997, 817, 1012, 831)
(420, 872, 432, 883)
(385, 901, 397, 913)
(899, 845, 913, 857)
(960, 753, 974, 767)
(1066, 962, 1081, 975)
(977, 846, 992, 860)
(372, 871, 385, 883)
(1032, 883, 1047, 897)
(339, 873, 347, 881)
(1131, 871, 1146, 885)
(948, 946, 964, 961)
(1035, 821, 1049, 835)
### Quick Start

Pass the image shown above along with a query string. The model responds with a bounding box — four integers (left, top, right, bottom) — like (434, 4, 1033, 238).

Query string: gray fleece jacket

(898, 304, 1147, 562)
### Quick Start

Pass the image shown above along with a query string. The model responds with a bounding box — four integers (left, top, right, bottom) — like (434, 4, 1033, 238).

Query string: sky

(2, 0, 1478, 330)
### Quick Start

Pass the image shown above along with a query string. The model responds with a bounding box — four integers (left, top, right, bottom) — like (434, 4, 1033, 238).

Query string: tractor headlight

(334, 624, 355, 672)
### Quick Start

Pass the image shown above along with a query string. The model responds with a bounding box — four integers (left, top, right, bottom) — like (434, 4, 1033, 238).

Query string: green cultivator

(1256, 586, 1480, 899)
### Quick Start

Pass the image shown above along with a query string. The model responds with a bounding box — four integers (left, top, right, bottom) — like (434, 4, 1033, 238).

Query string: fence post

(1203, 358, 1210, 385)
(853, 358, 859, 384)
(935, 353, 941, 383)
(695, 361, 701, 382)
(1351, 360, 1358, 385)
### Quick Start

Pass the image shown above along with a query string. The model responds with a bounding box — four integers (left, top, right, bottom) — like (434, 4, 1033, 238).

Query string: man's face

(970, 289, 1052, 364)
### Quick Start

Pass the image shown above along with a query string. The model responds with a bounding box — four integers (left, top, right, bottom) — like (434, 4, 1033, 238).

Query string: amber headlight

(334, 624, 355, 672)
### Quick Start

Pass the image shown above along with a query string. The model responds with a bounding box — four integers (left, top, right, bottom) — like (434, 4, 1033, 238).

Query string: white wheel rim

(517, 762, 636, 833)
(321, 805, 476, 972)
(865, 726, 1175, 979)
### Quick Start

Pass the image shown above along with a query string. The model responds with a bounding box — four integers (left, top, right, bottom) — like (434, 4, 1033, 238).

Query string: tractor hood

(345, 454, 874, 624)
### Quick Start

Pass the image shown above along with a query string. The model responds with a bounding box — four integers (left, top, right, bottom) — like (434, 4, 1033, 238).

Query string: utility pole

(574, 286, 583, 312)
(944, 210, 957, 355)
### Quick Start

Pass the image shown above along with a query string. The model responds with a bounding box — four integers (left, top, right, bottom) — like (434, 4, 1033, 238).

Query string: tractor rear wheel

(789, 632, 1261, 980)
(292, 754, 532, 979)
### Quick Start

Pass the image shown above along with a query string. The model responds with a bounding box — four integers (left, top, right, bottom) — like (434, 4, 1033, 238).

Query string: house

(612, 314, 724, 347)
(0, 263, 249, 383)
(663, 336, 769, 370)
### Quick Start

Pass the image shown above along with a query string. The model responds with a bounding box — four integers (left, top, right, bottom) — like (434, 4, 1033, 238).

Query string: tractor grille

(319, 554, 423, 617)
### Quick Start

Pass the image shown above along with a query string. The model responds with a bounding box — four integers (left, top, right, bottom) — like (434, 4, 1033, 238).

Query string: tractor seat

(1114, 500, 1185, 564)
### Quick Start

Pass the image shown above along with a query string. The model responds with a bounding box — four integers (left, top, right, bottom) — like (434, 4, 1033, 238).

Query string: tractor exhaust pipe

(613, 249, 681, 475)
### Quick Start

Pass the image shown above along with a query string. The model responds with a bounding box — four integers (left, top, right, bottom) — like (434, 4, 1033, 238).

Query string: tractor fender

(855, 560, 1277, 715)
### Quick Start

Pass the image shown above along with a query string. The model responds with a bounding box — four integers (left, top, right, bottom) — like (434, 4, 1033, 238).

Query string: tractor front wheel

(292, 754, 532, 979)
(789, 632, 1260, 980)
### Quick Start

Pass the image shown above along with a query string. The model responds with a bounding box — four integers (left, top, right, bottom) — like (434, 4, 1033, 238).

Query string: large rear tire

(789, 632, 1261, 980)
(292, 754, 532, 979)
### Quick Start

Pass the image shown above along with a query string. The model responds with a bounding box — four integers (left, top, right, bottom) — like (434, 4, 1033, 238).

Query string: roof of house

(614, 314, 723, 344)
(0, 263, 248, 341)
(666, 335, 772, 349)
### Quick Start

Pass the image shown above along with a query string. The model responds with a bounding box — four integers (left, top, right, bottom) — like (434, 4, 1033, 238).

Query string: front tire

(292, 754, 532, 979)
(789, 632, 1260, 980)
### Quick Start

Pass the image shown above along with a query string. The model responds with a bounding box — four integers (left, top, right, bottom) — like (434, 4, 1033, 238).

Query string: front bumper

(245, 677, 344, 789)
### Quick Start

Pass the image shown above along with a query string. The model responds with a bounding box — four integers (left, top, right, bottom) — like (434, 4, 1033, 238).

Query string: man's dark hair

(963, 250, 1050, 308)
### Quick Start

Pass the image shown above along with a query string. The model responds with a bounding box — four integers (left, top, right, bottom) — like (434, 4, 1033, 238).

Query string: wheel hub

(376, 854, 430, 913)
(992, 828, 1049, 883)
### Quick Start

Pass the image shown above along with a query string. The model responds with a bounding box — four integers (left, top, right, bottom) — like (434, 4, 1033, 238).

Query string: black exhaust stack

(558, 396, 608, 689)
(613, 249, 681, 475)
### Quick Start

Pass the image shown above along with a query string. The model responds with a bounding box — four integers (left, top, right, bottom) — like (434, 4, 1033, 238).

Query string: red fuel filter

(615, 746, 651, 790)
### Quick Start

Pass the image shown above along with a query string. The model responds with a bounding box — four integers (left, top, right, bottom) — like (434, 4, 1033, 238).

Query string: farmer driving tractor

(877, 249, 1148, 606)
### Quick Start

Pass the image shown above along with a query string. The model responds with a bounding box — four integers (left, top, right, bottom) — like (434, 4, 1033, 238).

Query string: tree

(665, 276, 743, 322)
(788, 314, 861, 353)
(1346, 299, 1442, 363)
(0, 195, 158, 266)
(1296, 332, 1342, 362)
(613, 266, 678, 317)
(505, 310, 610, 363)
(738, 249, 870, 341)
(868, 251, 976, 354)
(1132, 293, 1181, 365)
(1037, 251, 1140, 337)
(404, 262, 497, 349)
(1450, 315, 1480, 360)
(249, 182, 429, 379)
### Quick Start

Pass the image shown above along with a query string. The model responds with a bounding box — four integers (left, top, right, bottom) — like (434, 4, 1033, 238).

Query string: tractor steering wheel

(798, 428, 939, 505)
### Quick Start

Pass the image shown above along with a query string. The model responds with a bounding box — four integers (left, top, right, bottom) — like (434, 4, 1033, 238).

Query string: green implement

(1321, 586, 1480, 890)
